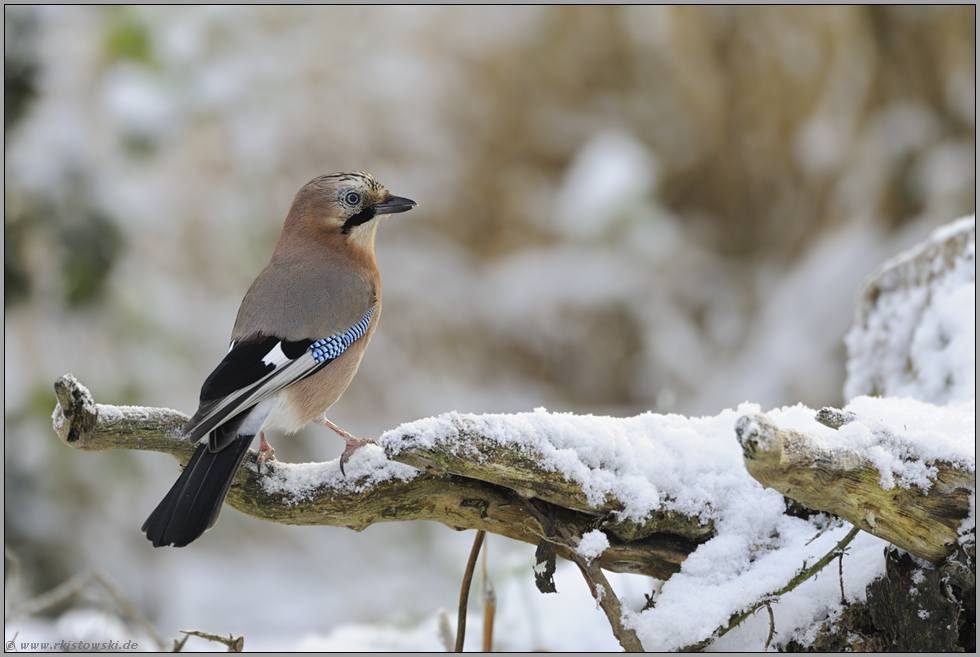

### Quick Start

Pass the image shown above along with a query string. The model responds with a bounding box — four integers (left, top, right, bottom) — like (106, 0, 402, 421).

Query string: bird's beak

(373, 195, 417, 215)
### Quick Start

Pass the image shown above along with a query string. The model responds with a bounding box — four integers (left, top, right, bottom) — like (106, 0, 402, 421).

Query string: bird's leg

(257, 430, 276, 471)
(315, 417, 375, 476)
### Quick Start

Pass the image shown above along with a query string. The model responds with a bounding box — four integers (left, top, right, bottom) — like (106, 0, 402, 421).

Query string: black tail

(142, 432, 254, 547)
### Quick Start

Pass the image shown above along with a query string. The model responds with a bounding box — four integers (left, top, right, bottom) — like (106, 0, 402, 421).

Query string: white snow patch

(95, 404, 125, 421)
(258, 445, 420, 503)
(576, 530, 610, 563)
(845, 216, 975, 404)
(555, 130, 658, 240)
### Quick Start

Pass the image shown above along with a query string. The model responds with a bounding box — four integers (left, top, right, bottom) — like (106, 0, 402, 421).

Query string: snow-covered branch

(53, 373, 696, 581)
(736, 411, 974, 565)
(55, 368, 974, 579)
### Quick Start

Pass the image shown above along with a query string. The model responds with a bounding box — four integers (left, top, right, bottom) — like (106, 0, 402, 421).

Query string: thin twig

(172, 632, 191, 652)
(804, 517, 836, 546)
(178, 630, 244, 652)
(572, 556, 645, 652)
(455, 530, 486, 652)
(7, 567, 165, 650)
(763, 602, 775, 650)
(681, 525, 861, 651)
(838, 552, 846, 606)
(90, 570, 165, 650)
(481, 538, 495, 653)
(519, 498, 644, 652)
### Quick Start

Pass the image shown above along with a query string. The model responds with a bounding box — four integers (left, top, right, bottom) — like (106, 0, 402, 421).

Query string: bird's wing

(183, 306, 375, 447)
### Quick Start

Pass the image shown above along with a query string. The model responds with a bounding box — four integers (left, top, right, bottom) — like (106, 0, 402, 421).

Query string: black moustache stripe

(341, 207, 376, 234)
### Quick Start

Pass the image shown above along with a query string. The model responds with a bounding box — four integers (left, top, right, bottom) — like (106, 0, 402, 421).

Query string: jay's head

(286, 171, 416, 252)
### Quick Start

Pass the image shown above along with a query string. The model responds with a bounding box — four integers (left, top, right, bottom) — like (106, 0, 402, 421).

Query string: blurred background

(4, 5, 975, 650)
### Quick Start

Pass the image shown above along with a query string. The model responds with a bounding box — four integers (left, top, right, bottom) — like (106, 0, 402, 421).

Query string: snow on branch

(52, 373, 696, 581)
(737, 410, 974, 565)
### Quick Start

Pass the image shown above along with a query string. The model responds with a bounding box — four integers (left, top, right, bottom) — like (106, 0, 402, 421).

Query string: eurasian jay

(143, 172, 415, 548)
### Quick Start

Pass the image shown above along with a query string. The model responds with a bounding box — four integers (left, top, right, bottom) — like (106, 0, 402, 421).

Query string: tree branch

(53, 374, 696, 580)
(735, 412, 974, 565)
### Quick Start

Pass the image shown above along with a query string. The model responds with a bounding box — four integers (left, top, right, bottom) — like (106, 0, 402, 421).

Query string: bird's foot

(316, 417, 376, 476)
(339, 436, 377, 476)
(257, 431, 276, 472)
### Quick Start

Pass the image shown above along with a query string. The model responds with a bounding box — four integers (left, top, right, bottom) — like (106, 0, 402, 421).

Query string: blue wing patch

(310, 311, 373, 363)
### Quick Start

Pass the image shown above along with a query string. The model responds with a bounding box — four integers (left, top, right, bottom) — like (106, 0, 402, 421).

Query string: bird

(142, 171, 416, 548)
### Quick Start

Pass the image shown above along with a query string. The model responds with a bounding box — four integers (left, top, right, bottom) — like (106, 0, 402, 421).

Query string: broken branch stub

(735, 412, 974, 565)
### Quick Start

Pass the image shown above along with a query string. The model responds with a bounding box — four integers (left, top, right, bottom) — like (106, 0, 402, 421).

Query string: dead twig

(6, 566, 165, 650)
(838, 552, 846, 606)
(763, 602, 775, 651)
(178, 630, 244, 652)
(520, 499, 644, 652)
(481, 538, 495, 653)
(681, 525, 861, 651)
(571, 555, 645, 652)
(455, 530, 486, 652)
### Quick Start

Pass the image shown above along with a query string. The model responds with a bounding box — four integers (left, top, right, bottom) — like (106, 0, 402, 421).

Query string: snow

(293, 614, 450, 652)
(95, 404, 125, 422)
(29, 380, 974, 651)
(334, 226, 978, 651)
(257, 444, 419, 501)
(555, 130, 660, 240)
(375, 392, 974, 651)
(576, 530, 610, 562)
(51, 404, 66, 433)
(5, 611, 157, 653)
(844, 216, 975, 405)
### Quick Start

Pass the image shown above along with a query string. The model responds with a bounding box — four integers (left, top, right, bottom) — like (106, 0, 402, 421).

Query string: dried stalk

(177, 630, 244, 652)
(455, 530, 486, 652)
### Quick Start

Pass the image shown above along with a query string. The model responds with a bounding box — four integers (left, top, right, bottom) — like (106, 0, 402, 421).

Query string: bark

(735, 411, 974, 566)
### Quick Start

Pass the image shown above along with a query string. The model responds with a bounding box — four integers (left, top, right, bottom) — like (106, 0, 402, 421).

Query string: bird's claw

(338, 437, 376, 477)
(257, 431, 276, 473)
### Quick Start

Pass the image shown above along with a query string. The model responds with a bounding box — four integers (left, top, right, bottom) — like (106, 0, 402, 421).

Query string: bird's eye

(345, 192, 361, 206)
